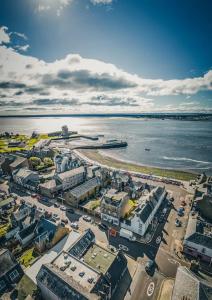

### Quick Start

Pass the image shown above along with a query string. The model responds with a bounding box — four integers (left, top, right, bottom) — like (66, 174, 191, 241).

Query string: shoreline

(76, 149, 197, 182)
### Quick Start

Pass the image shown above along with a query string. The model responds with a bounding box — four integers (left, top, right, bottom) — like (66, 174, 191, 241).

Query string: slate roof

(18, 221, 38, 240)
(172, 266, 212, 300)
(39, 179, 57, 190)
(138, 186, 165, 223)
(0, 249, 16, 277)
(10, 156, 27, 168)
(37, 264, 99, 300)
(36, 218, 57, 237)
(57, 166, 85, 182)
(184, 216, 212, 249)
(69, 177, 100, 198)
(13, 168, 38, 180)
(0, 197, 14, 208)
(139, 202, 152, 223)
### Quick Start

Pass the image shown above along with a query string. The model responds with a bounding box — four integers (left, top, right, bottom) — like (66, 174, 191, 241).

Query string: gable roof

(69, 177, 100, 198)
(0, 249, 17, 277)
(184, 215, 212, 249)
(172, 266, 212, 300)
(19, 221, 38, 240)
(13, 168, 38, 180)
(57, 166, 85, 182)
(10, 156, 27, 168)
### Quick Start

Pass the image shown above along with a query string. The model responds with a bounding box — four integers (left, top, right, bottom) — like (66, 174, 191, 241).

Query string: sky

(0, 0, 211, 115)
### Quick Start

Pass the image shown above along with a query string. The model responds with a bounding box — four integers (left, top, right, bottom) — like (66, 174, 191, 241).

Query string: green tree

(43, 157, 53, 167)
(29, 157, 41, 167)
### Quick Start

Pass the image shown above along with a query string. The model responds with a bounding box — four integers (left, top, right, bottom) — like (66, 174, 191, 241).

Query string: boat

(145, 148, 151, 151)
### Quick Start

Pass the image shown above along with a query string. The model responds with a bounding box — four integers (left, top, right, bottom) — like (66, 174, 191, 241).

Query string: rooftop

(39, 179, 57, 190)
(9, 156, 27, 168)
(184, 215, 212, 249)
(26, 230, 80, 283)
(13, 168, 38, 179)
(52, 251, 100, 292)
(83, 244, 116, 274)
(0, 249, 17, 277)
(0, 197, 14, 208)
(57, 166, 85, 181)
(172, 266, 212, 300)
(68, 177, 100, 198)
(37, 264, 99, 300)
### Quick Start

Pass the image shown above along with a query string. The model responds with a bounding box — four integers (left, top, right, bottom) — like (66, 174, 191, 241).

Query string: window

(0, 280, 6, 291)
(9, 269, 19, 281)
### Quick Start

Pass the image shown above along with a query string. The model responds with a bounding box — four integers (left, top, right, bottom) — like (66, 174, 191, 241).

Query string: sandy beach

(76, 149, 197, 181)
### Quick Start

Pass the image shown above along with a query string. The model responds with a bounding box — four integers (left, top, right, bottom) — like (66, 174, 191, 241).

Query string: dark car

(98, 223, 108, 231)
(54, 203, 60, 208)
(145, 260, 155, 274)
(66, 208, 74, 214)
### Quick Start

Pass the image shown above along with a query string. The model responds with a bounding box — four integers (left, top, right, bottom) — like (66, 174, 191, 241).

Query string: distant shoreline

(77, 149, 197, 181)
(0, 113, 212, 121)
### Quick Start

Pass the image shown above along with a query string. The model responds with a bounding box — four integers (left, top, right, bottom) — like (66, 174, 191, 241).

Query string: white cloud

(36, 0, 73, 16)
(90, 0, 113, 4)
(15, 44, 30, 52)
(0, 30, 211, 114)
(12, 31, 28, 41)
(0, 26, 10, 44)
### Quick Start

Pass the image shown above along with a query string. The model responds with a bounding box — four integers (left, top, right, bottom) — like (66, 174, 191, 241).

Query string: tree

(29, 157, 42, 167)
(43, 157, 53, 167)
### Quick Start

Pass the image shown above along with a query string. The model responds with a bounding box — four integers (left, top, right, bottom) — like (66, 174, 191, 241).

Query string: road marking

(156, 236, 161, 244)
(168, 258, 181, 266)
(147, 282, 155, 297)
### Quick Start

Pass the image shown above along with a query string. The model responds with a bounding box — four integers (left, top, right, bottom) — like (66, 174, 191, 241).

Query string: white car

(118, 244, 129, 252)
(52, 213, 60, 220)
(82, 215, 91, 222)
(71, 222, 79, 229)
(60, 205, 66, 211)
(38, 207, 45, 214)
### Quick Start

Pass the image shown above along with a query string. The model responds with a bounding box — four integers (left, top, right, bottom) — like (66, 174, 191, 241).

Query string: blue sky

(0, 0, 211, 114)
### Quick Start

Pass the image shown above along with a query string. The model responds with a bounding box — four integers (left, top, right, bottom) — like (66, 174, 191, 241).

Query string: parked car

(118, 244, 129, 252)
(175, 218, 181, 227)
(98, 223, 108, 231)
(52, 213, 60, 221)
(145, 260, 155, 274)
(31, 193, 37, 198)
(70, 222, 79, 229)
(177, 207, 184, 217)
(60, 205, 66, 211)
(181, 200, 186, 206)
(45, 211, 52, 219)
(66, 208, 74, 214)
(82, 215, 91, 222)
(61, 218, 68, 224)
(158, 215, 164, 223)
(54, 203, 60, 208)
(38, 207, 45, 214)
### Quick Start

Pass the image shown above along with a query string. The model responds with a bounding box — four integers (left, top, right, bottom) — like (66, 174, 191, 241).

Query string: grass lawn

(0, 222, 11, 237)
(80, 150, 197, 181)
(0, 133, 51, 153)
(17, 275, 37, 300)
(19, 247, 39, 268)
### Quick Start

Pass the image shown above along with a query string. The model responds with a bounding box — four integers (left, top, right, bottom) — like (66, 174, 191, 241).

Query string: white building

(121, 186, 166, 237)
(55, 166, 85, 191)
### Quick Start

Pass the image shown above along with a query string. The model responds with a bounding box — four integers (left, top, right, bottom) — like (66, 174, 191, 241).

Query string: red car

(181, 200, 186, 206)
